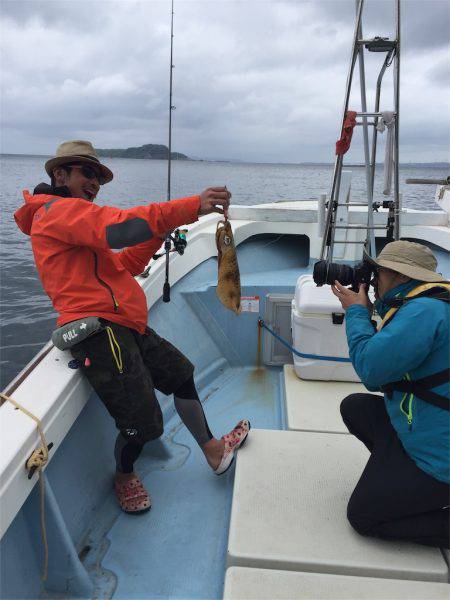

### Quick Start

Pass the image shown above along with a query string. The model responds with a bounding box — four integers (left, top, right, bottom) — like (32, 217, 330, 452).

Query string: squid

(215, 219, 242, 314)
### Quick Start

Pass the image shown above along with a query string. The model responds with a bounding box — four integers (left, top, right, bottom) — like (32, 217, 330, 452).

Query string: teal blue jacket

(345, 280, 450, 483)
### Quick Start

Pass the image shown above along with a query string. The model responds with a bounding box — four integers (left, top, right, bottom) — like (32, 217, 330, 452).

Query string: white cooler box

(291, 275, 360, 382)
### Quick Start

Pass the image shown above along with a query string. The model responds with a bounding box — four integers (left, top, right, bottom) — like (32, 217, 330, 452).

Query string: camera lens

(313, 260, 354, 286)
(313, 260, 328, 285)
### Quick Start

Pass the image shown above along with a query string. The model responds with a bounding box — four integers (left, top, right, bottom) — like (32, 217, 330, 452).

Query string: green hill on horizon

(95, 143, 189, 160)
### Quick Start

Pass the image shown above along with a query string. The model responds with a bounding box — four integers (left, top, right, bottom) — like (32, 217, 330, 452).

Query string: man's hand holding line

(198, 187, 231, 219)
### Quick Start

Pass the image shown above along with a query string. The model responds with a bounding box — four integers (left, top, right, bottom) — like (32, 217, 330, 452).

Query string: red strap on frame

(335, 110, 357, 156)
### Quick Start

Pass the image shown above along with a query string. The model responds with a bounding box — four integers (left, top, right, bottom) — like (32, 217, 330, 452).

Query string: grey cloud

(315, 0, 449, 51)
(1, 0, 449, 162)
(401, 0, 450, 50)
(426, 57, 450, 87)
(1, 0, 117, 30)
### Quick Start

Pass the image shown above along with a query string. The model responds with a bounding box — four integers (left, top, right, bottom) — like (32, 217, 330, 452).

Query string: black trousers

(340, 393, 450, 548)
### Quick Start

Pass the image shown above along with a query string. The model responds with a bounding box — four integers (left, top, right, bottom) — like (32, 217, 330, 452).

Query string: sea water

(0, 154, 447, 388)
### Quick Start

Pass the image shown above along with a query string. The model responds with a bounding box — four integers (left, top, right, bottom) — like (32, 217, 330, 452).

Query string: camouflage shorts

(70, 321, 194, 444)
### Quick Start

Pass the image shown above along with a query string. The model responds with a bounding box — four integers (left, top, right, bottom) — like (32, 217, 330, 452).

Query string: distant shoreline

(1, 153, 449, 169)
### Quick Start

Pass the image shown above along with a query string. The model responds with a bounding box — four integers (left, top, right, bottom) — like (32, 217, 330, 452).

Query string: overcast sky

(1, 0, 449, 163)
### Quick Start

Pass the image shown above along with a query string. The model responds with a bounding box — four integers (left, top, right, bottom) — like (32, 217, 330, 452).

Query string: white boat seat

(227, 429, 448, 582)
(223, 567, 450, 599)
(284, 365, 368, 433)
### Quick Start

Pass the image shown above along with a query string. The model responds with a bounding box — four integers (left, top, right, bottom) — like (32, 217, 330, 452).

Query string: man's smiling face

(52, 164, 101, 201)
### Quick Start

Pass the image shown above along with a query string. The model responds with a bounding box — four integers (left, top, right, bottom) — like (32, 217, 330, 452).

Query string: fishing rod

(163, 0, 175, 302)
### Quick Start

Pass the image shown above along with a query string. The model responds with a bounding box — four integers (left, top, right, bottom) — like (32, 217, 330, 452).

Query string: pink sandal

(114, 475, 151, 514)
(214, 419, 251, 475)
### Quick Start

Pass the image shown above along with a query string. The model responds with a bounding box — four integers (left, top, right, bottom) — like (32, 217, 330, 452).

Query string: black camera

(313, 259, 374, 291)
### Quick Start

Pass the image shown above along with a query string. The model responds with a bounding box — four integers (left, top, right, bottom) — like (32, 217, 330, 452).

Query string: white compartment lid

(294, 274, 344, 315)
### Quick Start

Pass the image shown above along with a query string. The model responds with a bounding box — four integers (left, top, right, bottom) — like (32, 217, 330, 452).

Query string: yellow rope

(106, 326, 123, 373)
(0, 392, 49, 581)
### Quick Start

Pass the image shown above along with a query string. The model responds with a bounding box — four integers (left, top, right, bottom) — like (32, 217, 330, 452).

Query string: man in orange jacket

(15, 141, 250, 513)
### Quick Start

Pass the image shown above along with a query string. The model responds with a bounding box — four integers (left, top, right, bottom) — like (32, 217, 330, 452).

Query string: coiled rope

(0, 392, 49, 581)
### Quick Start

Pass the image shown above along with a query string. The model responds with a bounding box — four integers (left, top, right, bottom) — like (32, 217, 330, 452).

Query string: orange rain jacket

(15, 190, 200, 333)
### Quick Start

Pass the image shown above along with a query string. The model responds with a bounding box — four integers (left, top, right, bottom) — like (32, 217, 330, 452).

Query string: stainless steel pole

(356, 0, 376, 257)
(320, 0, 365, 261)
(370, 54, 393, 206)
(393, 0, 401, 240)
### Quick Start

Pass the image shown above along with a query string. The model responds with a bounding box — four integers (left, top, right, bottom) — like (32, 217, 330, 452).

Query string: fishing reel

(140, 229, 189, 279)
(171, 228, 188, 255)
(161, 229, 188, 302)
(151, 229, 188, 261)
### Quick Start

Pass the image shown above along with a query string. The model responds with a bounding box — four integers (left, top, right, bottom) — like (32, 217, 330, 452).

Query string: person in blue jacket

(332, 240, 449, 548)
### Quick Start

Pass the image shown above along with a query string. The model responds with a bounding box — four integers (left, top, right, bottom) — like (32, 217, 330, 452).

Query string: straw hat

(364, 240, 444, 282)
(45, 140, 113, 184)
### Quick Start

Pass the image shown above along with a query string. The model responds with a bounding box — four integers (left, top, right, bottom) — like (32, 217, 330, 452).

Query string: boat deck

(80, 361, 449, 599)
(82, 366, 282, 599)
(1, 225, 449, 599)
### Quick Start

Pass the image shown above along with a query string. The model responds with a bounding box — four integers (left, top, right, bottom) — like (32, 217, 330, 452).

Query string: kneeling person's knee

(347, 507, 375, 537)
(346, 488, 379, 538)
(340, 393, 363, 423)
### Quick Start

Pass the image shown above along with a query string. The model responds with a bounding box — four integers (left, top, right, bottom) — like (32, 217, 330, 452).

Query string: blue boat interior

(1, 233, 449, 599)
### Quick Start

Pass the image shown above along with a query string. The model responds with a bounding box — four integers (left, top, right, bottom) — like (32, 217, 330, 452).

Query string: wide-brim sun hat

(363, 240, 445, 282)
(45, 140, 113, 184)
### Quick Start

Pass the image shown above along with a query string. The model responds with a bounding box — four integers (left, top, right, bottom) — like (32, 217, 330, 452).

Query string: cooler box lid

(294, 275, 344, 316)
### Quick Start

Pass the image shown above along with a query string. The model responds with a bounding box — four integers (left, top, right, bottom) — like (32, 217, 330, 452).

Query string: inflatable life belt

(377, 282, 450, 332)
(378, 282, 450, 412)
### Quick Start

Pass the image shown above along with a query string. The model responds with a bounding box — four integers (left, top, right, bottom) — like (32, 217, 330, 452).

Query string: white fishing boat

(1, 1, 449, 598)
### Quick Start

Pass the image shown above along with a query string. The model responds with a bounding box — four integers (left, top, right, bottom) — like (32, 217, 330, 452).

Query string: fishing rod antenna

(163, 0, 175, 303)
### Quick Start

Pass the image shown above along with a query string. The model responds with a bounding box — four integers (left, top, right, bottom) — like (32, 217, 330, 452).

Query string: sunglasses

(370, 267, 398, 286)
(65, 164, 106, 185)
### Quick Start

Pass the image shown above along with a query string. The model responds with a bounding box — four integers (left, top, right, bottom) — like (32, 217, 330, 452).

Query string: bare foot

(202, 438, 225, 471)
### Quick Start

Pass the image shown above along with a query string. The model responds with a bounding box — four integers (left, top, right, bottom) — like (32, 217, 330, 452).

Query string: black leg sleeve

(173, 376, 214, 447)
(114, 433, 144, 474)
